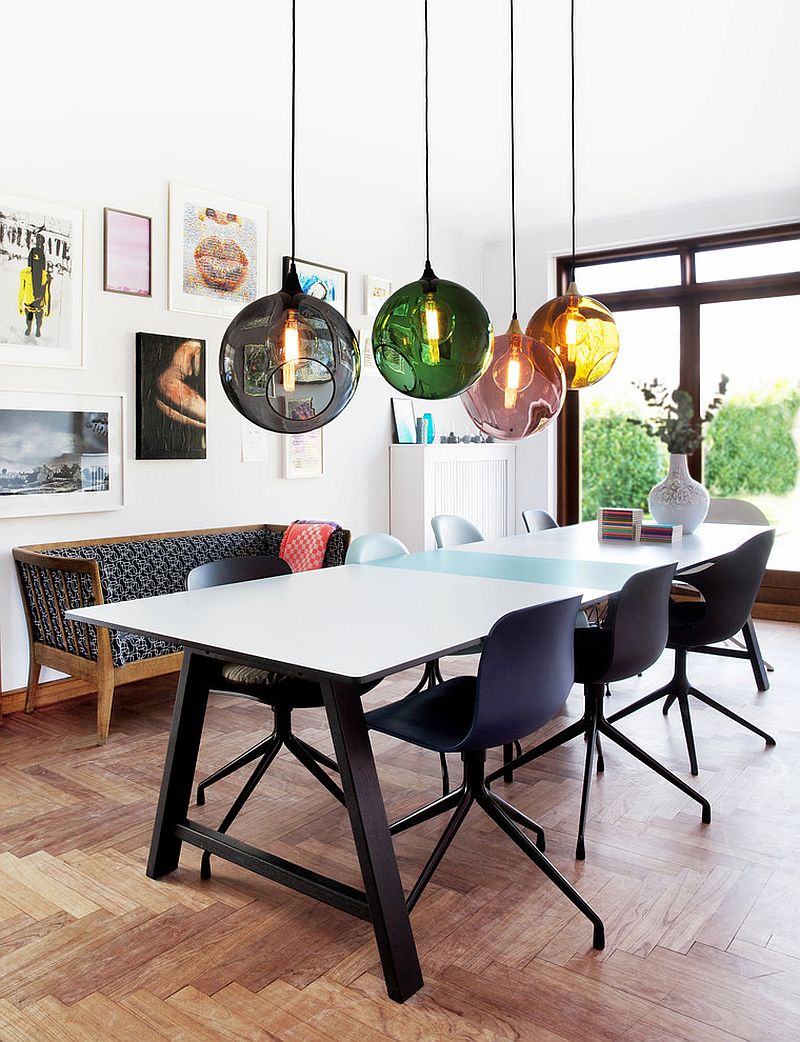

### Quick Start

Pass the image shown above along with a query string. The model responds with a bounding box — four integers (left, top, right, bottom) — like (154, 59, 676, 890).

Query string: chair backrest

(346, 533, 409, 564)
(187, 555, 292, 590)
(706, 498, 769, 526)
(431, 514, 484, 548)
(601, 562, 678, 683)
(522, 508, 559, 533)
(463, 595, 582, 750)
(673, 529, 775, 647)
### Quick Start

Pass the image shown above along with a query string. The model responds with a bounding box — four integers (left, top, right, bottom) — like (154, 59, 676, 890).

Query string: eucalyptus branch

(627, 375, 728, 455)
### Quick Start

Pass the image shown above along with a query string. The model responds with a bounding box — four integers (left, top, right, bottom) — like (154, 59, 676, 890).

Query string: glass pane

(701, 296, 800, 570)
(579, 308, 680, 521)
(695, 239, 800, 282)
(574, 255, 681, 297)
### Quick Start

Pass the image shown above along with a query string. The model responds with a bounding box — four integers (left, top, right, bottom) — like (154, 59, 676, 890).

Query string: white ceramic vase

(648, 453, 709, 534)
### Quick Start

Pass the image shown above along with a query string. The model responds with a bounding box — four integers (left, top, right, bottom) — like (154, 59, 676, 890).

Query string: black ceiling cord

(424, 0, 431, 269)
(570, 0, 577, 282)
(290, 0, 297, 267)
(510, 0, 518, 318)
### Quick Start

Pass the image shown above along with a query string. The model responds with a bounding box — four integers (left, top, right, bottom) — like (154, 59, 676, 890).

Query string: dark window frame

(555, 222, 800, 615)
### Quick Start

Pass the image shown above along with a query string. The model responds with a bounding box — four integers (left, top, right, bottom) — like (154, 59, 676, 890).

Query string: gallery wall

(0, 3, 485, 691)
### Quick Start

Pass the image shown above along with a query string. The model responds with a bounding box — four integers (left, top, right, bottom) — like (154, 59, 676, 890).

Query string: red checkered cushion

(279, 521, 336, 573)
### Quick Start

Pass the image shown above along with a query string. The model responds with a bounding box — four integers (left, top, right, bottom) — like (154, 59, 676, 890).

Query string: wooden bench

(13, 523, 349, 743)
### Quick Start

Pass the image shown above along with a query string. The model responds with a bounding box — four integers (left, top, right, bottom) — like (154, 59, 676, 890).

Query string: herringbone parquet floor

(0, 621, 798, 1041)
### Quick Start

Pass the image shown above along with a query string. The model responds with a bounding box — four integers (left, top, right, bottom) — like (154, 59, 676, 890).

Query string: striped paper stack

(639, 522, 683, 544)
(597, 507, 643, 541)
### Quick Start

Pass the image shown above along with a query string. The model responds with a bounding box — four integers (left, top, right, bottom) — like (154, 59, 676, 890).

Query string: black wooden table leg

(321, 677, 424, 1003)
(147, 651, 214, 878)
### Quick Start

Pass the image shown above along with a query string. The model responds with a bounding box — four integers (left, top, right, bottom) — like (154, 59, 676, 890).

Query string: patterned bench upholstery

(13, 523, 349, 743)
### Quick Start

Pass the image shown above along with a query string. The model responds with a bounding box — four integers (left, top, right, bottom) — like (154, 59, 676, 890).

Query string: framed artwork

(103, 208, 151, 296)
(136, 332, 206, 460)
(283, 397, 323, 478)
(364, 274, 391, 317)
(0, 390, 123, 517)
(285, 257, 347, 317)
(358, 327, 378, 377)
(0, 193, 83, 369)
(168, 182, 268, 317)
(391, 397, 416, 443)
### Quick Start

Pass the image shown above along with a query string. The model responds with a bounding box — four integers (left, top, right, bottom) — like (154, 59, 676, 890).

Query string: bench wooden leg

(24, 659, 42, 713)
(96, 671, 115, 745)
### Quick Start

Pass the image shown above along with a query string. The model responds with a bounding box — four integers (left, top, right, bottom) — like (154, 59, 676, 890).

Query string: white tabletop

(67, 565, 606, 683)
(458, 521, 771, 572)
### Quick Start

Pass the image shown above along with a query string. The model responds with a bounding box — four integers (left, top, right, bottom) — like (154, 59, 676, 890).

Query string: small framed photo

(285, 257, 347, 318)
(391, 397, 416, 444)
(283, 397, 324, 478)
(358, 328, 378, 377)
(135, 333, 206, 460)
(0, 389, 124, 517)
(104, 208, 152, 296)
(365, 275, 392, 317)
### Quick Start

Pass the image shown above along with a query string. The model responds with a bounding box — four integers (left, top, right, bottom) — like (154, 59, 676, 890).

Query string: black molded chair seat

(608, 529, 776, 775)
(367, 595, 605, 951)
(488, 563, 711, 860)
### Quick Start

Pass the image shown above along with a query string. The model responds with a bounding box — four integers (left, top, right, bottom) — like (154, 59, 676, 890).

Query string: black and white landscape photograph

(0, 407, 109, 497)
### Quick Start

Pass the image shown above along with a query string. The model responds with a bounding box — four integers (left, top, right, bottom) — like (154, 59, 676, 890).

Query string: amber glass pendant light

(220, 0, 360, 433)
(372, 0, 493, 400)
(463, 0, 565, 440)
(525, 0, 619, 390)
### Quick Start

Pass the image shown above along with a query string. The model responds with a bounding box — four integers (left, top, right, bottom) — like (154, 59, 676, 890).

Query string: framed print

(364, 274, 391, 317)
(136, 333, 206, 460)
(284, 257, 347, 317)
(283, 396, 323, 478)
(168, 182, 268, 317)
(0, 193, 83, 368)
(358, 327, 378, 377)
(0, 390, 123, 517)
(104, 208, 151, 296)
(391, 397, 416, 443)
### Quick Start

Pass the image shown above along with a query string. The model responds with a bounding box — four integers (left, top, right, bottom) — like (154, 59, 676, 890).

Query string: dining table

(66, 520, 770, 1002)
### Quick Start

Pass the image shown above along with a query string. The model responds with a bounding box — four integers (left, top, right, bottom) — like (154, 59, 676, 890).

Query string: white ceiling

(19, 0, 800, 246)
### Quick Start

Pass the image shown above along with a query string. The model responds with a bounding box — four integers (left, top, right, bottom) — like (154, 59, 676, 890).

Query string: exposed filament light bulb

(551, 282, 589, 363)
(422, 293, 441, 365)
(492, 318, 534, 410)
(283, 309, 300, 392)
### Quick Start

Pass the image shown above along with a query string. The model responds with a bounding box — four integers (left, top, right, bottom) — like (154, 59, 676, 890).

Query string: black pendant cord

(290, 0, 297, 267)
(424, 0, 431, 270)
(569, 0, 576, 282)
(510, 0, 518, 319)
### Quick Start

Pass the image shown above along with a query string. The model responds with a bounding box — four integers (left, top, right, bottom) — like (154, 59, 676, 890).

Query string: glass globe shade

(372, 262, 493, 399)
(219, 265, 360, 433)
(526, 281, 619, 389)
(462, 318, 566, 441)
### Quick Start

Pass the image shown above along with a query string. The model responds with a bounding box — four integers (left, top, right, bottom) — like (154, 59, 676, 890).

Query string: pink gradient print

(105, 210, 150, 295)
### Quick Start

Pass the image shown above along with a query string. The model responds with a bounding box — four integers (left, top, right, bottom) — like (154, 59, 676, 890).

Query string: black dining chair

(607, 529, 776, 776)
(188, 556, 345, 879)
(366, 595, 605, 950)
(521, 508, 559, 533)
(488, 563, 711, 860)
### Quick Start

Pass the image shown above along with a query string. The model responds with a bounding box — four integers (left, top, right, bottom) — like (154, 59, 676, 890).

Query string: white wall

(0, 1, 484, 691)
(483, 189, 800, 526)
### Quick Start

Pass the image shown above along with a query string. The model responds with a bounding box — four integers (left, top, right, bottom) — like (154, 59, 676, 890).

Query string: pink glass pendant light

(462, 0, 565, 440)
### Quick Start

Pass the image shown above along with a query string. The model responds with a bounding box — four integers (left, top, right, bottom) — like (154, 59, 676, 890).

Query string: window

(556, 223, 800, 609)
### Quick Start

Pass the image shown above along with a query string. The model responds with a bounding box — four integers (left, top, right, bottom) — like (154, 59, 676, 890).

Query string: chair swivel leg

(406, 790, 474, 912)
(292, 735, 340, 773)
(676, 690, 699, 775)
(484, 789, 545, 851)
(476, 784, 604, 950)
(485, 717, 588, 786)
(196, 731, 279, 805)
(284, 734, 346, 805)
(688, 686, 776, 746)
(575, 707, 600, 861)
(390, 786, 464, 836)
(742, 617, 772, 689)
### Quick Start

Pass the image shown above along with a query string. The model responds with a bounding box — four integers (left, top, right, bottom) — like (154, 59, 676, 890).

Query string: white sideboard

(389, 443, 517, 552)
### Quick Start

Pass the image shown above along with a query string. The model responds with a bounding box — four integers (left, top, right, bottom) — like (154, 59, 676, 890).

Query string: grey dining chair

(431, 514, 484, 548)
(522, 508, 559, 533)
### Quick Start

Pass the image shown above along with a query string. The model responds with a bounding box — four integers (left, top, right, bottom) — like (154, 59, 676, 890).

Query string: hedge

(581, 404, 665, 521)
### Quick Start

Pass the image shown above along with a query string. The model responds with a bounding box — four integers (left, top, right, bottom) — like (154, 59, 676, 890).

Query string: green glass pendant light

(372, 0, 493, 400)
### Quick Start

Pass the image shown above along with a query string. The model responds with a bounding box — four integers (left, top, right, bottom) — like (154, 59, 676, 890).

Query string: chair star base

(487, 683, 712, 860)
(607, 646, 776, 776)
(391, 750, 605, 950)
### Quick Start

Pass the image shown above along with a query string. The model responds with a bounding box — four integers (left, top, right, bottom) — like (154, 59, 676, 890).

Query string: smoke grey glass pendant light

(526, 0, 619, 390)
(371, 0, 493, 400)
(462, 0, 566, 440)
(220, 0, 360, 433)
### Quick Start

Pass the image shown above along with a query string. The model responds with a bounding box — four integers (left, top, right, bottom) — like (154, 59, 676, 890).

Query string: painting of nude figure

(136, 333, 206, 460)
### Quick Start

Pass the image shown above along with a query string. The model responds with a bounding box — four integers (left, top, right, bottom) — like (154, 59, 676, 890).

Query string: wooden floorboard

(0, 620, 797, 1039)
